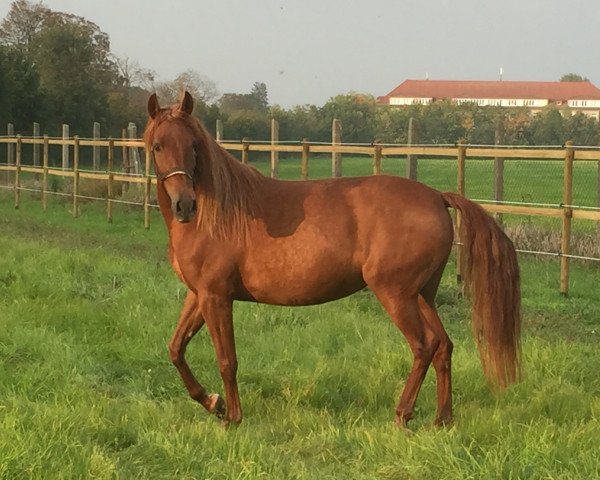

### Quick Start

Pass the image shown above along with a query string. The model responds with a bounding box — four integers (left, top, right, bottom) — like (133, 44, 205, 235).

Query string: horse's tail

(442, 191, 521, 388)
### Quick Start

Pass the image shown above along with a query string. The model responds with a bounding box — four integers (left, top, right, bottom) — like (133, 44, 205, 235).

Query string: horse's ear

(147, 93, 160, 119)
(179, 91, 194, 115)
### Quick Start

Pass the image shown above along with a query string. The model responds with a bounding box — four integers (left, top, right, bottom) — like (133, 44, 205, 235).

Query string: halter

(156, 167, 194, 182)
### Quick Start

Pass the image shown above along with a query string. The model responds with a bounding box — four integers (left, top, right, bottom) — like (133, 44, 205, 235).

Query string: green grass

(0, 193, 599, 479)
(247, 155, 599, 209)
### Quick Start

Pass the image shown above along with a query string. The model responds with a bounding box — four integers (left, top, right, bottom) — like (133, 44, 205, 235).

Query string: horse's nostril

(176, 200, 183, 213)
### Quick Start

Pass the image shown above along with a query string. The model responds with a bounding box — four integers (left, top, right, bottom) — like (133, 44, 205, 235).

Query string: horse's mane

(144, 108, 265, 242)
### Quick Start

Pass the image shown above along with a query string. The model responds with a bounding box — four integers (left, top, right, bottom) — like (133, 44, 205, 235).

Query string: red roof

(378, 80, 600, 103)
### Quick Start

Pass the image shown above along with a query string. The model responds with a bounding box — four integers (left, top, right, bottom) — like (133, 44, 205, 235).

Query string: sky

(1, 0, 600, 108)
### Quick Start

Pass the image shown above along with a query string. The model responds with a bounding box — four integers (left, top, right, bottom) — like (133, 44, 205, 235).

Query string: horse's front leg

(200, 292, 242, 425)
(169, 290, 225, 418)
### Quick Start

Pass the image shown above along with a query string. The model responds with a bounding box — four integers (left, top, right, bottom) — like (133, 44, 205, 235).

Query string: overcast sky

(2, 0, 599, 107)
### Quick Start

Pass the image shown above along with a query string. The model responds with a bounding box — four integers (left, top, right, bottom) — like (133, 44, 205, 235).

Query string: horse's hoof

(433, 416, 453, 427)
(208, 393, 226, 419)
(221, 417, 242, 429)
(395, 410, 414, 429)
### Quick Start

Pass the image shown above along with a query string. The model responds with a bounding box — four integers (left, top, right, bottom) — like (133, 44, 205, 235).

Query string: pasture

(248, 154, 597, 209)
(0, 191, 599, 479)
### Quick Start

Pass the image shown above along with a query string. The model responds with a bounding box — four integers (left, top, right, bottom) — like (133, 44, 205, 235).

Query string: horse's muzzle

(172, 196, 197, 223)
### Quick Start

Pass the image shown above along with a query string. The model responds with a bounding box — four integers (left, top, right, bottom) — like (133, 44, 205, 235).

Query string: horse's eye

(152, 143, 161, 152)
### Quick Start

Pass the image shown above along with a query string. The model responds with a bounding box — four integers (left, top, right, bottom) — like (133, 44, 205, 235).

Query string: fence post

(107, 138, 114, 223)
(332, 118, 342, 178)
(7, 123, 14, 165)
(457, 140, 466, 197)
(560, 141, 574, 296)
(42, 134, 49, 211)
(93, 122, 101, 170)
(301, 138, 310, 180)
(128, 122, 141, 175)
(241, 137, 249, 165)
(14, 134, 21, 209)
(406, 117, 417, 180)
(6, 123, 14, 186)
(271, 118, 279, 179)
(33, 122, 40, 166)
(456, 140, 467, 283)
(216, 119, 223, 142)
(121, 128, 129, 193)
(144, 146, 151, 229)
(373, 141, 382, 175)
(72, 136, 80, 218)
(493, 116, 505, 225)
(62, 124, 69, 170)
(597, 155, 600, 233)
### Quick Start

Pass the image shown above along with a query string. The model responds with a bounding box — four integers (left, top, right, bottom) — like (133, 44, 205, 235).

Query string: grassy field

(243, 154, 598, 208)
(0, 192, 599, 479)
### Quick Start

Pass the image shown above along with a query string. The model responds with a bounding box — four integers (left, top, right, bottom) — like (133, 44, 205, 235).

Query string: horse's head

(146, 91, 197, 223)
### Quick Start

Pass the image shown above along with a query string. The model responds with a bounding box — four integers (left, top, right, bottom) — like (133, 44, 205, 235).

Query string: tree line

(1, 1, 599, 146)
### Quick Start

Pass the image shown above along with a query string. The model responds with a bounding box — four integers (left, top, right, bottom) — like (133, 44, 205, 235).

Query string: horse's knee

(168, 342, 183, 367)
(433, 337, 453, 369)
(218, 358, 238, 381)
(440, 337, 453, 357)
(410, 336, 439, 368)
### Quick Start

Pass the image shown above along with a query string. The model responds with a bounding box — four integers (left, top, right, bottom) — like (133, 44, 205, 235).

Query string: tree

(250, 82, 268, 111)
(219, 93, 257, 114)
(114, 56, 155, 90)
(0, 1, 120, 133)
(529, 107, 565, 145)
(0, 45, 46, 131)
(30, 18, 114, 132)
(417, 100, 465, 144)
(560, 73, 589, 82)
(319, 93, 377, 143)
(271, 104, 323, 141)
(565, 113, 599, 146)
(0, 0, 49, 51)
(154, 69, 218, 106)
(503, 108, 532, 145)
(222, 110, 270, 140)
(468, 104, 505, 145)
(219, 81, 269, 115)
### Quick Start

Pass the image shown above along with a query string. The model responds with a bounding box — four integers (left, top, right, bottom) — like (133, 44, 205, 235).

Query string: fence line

(1, 134, 599, 295)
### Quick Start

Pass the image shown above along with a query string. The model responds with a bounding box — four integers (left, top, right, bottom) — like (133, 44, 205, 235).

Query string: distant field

(246, 154, 598, 209)
(0, 193, 599, 479)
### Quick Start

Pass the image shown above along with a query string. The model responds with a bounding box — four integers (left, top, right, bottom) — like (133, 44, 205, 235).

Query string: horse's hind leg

(372, 288, 439, 427)
(169, 290, 225, 418)
(418, 294, 453, 426)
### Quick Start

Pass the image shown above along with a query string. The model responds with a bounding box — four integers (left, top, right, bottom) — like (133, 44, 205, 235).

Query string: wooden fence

(1, 132, 600, 295)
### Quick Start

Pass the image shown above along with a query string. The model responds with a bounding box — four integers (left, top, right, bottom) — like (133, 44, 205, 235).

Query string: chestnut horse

(144, 92, 521, 428)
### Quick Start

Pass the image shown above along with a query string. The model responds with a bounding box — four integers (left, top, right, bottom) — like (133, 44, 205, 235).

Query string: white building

(378, 80, 600, 118)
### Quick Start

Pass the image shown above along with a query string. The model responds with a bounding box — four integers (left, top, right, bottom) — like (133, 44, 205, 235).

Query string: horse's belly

(238, 256, 365, 306)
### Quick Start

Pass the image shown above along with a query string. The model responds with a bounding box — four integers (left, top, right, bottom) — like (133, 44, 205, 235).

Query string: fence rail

(1, 134, 600, 295)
